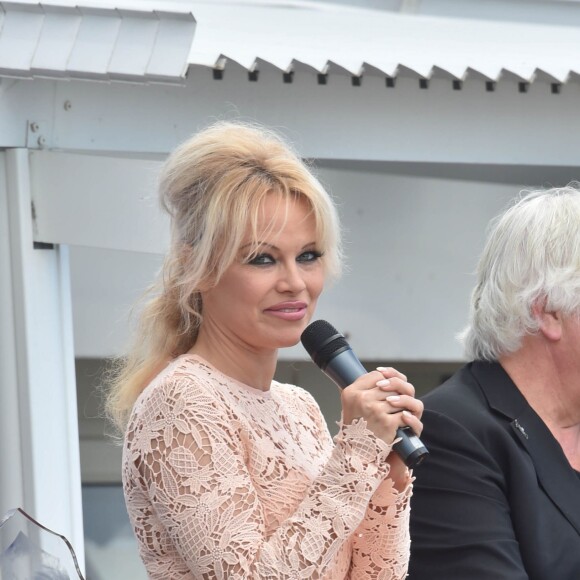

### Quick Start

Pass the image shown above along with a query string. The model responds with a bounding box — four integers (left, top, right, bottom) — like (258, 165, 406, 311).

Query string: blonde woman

(108, 122, 423, 579)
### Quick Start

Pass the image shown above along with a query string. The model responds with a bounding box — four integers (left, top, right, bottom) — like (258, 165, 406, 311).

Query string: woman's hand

(340, 366, 423, 490)
(340, 366, 424, 446)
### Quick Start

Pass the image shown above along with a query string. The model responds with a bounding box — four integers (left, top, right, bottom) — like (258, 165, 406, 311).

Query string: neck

(189, 327, 277, 391)
(500, 339, 580, 469)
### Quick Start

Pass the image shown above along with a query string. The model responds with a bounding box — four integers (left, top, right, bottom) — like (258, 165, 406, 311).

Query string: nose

(277, 261, 307, 294)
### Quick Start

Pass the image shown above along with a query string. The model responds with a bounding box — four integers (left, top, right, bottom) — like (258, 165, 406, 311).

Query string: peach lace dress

(123, 354, 412, 579)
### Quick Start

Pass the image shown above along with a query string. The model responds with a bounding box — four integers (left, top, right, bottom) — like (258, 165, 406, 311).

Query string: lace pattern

(123, 355, 412, 579)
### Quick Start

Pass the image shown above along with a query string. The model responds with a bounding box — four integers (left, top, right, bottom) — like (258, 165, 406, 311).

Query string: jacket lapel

(471, 361, 580, 536)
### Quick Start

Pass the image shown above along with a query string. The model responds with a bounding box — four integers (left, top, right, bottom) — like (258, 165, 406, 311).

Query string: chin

(277, 338, 301, 349)
(275, 332, 303, 349)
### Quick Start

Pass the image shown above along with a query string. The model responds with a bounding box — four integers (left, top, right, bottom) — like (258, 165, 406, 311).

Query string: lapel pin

(513, 419, 529, 439)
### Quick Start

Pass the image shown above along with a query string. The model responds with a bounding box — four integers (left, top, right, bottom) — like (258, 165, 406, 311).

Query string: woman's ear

(531, 299, 562, 342)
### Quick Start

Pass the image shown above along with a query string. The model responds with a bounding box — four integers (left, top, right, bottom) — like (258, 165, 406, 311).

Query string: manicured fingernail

(376, 379, 390, 387)
(403, 410, 413, 417)
(376, 366, 389, 372)
(387, 395, 400, 402)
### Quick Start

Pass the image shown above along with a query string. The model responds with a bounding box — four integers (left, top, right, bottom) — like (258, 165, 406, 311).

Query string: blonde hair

(106, 121, 342, 431)
(459, 184, 580, 361)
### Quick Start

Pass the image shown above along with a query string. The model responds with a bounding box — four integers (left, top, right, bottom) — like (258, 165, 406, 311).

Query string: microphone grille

(301, 320, 349, 369)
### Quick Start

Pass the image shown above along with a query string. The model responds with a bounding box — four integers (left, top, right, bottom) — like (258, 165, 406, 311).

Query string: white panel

(70, 246, 163, 358)
(66, 163, 522, 361)
(29, 151, 169, 253)
(2, 70, 580, 171)
(67, 7, 121, 78)
(108, 9, 158, 78)
(146, 10, 196, 80)
(3, 72, 575, 166)
(0, 3, 44, 75)
(0, 2, 194, 82)
(30, 5, 81, 76)
(284, 170, 518, 361)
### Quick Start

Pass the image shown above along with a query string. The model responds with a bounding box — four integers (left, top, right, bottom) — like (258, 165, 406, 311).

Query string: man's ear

(531, 299, 562, 342)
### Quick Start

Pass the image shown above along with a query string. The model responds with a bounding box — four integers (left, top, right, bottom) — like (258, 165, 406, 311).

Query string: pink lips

(265, 301, 308, 321)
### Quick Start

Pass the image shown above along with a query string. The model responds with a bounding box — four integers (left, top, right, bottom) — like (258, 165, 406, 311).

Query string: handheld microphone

(301, 319, 428, 468)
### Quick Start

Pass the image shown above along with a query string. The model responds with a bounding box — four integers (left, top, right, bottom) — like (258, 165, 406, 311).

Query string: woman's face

(200, 193, 326, 353)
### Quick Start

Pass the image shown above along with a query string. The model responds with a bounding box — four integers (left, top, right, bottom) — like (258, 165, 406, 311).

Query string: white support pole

(0, 149, 85, 572)
(0, 152, 26, 520)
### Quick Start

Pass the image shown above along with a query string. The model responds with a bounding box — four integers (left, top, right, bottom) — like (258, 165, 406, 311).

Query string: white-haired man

(409, 186, 580, 579)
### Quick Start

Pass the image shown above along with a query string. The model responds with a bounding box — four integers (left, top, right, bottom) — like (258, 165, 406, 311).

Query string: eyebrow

(240, 241, 318, 252)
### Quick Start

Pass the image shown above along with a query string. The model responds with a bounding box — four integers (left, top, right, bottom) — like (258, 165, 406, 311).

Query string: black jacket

(408, 361, 580, 580)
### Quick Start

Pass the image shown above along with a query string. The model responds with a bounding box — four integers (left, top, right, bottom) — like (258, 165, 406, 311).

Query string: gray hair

(459, 184, 580, 361)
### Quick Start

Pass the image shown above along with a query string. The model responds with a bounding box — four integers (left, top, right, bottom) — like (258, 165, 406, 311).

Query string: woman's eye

(248, 253, 275, 266)
(297, 250, 323, 263)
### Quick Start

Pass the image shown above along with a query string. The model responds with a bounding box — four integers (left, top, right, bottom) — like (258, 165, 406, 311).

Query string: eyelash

(247, 250, 323, 266)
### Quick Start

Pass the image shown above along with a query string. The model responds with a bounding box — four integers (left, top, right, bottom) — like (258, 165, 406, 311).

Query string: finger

(376, 377, 415, 397)
(385, 395, 424, 417)
(376, 366, 407, 382)
(349, 370, 385, 391)
(402, 411, 424, 436)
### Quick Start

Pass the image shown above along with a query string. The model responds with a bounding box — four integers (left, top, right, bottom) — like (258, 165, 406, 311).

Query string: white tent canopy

(185, 1, 580, 83)
(5, 0, 580, 83)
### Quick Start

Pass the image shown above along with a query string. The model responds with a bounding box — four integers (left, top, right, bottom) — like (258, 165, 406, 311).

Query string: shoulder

(419, 363, 505, 450)
(419, 362, 521, 467)
(128, 356, 220, 424)
(421, 363, 492, 424)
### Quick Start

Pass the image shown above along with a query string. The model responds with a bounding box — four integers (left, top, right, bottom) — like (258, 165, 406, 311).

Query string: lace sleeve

(349, 475, 413, 580)
(124, 373, 396, 579)
(303, 398, 413, 580)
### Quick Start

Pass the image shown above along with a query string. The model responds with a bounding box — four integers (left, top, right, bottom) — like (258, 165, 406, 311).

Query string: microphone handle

(323, 348, 428, 468)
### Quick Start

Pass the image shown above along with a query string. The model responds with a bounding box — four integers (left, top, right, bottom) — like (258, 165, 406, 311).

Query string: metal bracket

(26, 120, 49, 149)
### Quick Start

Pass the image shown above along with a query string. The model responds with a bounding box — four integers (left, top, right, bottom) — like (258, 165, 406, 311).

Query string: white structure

(2, 0, 580, 572)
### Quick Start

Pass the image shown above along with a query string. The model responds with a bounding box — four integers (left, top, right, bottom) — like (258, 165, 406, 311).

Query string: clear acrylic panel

(0, 508, 84, 580)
